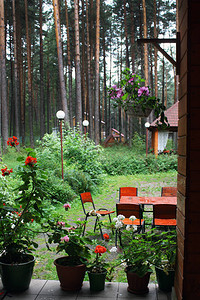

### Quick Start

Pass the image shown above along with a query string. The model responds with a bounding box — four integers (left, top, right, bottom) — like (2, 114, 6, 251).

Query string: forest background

(0, 0, 176, 153)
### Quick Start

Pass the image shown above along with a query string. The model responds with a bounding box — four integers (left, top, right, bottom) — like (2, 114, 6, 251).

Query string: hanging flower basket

(108, 68, 169, 128)
(126, 104, 152, 118)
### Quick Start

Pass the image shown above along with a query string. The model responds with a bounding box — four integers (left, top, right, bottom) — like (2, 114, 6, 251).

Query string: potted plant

(111, 215, 153, 294)
(0, 140, 50, 292)
(150, 229, 177, 292)
(47, 212, 91, 291)
(87, 245, 108, 291)
(108, 68, 169, 128)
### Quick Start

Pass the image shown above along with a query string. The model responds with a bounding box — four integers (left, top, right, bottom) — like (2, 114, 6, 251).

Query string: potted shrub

(150, 229, 177, 292)
(111, 215, 153, 294)
(87, 245, 108, 291)
(108, 68, 169, 128)
(47, 210, 91, 291)
(0, 140, 50, 292)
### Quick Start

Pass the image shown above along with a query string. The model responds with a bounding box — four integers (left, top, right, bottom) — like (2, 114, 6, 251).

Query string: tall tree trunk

(65, 0, 73, 127)
(123, 0, 129, 68)
(25, 0, 34, 147)
(86, 0, 93, 139)
(39, 0, 45, 138)
(12, 0, 20, 140)
(129, 1, 135, 72)
(81, 0, 86, 122)
(0, 0, 8, 153)
(162, 58, 165, 105)
(103, 29, 107, 139)
(94, 0, 100, 145)
(74, 0, 82, 131)
(16, 0, 25, 145)
(142, 0, 148, 85)
(154, 0, 158, 97)
(53, 0, 69, 124)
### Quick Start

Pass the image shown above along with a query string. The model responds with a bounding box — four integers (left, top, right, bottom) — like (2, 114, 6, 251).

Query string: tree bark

(24, 0, 34, 147)
(12, 0, 20, 140)
(94, 0, 100, 145)
(154, 0, 158, 97)
(0, 0, 8, 153)
(74, 0, 82, 131)
(53, 0, 69, 124)
(39, 0, 45, 138)
(86, 0, 93, 139)
(65, 0, 73, 127)
(123, 0, 129, 68)
(142, 0, 148, 86)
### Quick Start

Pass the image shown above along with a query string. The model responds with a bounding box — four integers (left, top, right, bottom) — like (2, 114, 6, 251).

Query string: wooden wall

(176, 0, 200, 298)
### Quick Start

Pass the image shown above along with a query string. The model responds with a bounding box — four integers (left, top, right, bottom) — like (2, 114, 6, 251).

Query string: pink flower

(61, 235, 69, 242)
(57, 221, 65, 227)
(138, 86, 150, 97)
(63, 203, 71, 210)
(77, 218, 81, 221)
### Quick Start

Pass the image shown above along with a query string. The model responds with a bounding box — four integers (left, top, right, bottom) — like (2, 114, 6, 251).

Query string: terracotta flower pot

(126, 270, 151, 294)
(54, 256, 87, 291)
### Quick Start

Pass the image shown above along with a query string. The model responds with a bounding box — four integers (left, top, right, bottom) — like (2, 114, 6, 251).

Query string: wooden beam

(137, 33, 180, 75)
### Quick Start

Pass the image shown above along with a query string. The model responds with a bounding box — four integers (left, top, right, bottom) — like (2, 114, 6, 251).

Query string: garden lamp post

(82, 120, 89, 140)
(145, 122, 150, 157)
(56, 110, 65, 180)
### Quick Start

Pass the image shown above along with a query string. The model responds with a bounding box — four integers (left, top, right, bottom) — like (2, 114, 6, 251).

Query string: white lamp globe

(145, 122, 150, 128)
(82, 120, 89, 127)
(56, 110, 65, 120)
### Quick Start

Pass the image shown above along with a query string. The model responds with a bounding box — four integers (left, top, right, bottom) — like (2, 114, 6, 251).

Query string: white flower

(126, 225, 132, 231)
(132, 225, 138, 231)
(110, 246, 117, 253)
(113, 217, 118, 222)
(11, 224, 15, 229)
(115, 220, 123, 229)
(18, 191, 22, 194)
(89, 209, 97, 216)
(118, 214, 125, 220)
(129, 215, 137, 221)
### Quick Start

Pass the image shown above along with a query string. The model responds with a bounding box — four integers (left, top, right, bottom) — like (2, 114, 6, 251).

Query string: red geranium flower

(1, 167, 13, 176)
(7, 136, 19, 147)
(25, 156, 37, 167)
(103, 233, 109, 241)
(94, 245, 107, 255)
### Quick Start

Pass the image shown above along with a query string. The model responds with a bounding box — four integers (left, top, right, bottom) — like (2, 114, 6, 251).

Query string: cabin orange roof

(150, 101, 178, 128)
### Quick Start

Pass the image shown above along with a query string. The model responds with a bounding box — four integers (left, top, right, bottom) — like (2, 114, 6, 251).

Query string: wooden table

(120, 196, 177, 205)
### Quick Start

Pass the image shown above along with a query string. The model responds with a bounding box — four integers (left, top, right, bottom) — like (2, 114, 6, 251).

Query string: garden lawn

(33, 171, 177, 282)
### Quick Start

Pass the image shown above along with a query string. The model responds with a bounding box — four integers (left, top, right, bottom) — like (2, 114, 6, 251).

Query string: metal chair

(161, 187, 177, 197)
(152, 204, 176, 229)
(80, 192, 115, 238)
(119, 187, 138, 202)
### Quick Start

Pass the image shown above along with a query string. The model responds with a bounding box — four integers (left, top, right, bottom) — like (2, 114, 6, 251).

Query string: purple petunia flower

(138, 86, 150, 97)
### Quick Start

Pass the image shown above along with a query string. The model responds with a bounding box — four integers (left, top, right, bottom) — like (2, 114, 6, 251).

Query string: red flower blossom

(25, 156, 37, 167)
(1, 167, 13, 176)
(31, 219, 34, 223)
(94, 245, 107, 255)
(7, 136, 19, 147)
(103, 233, 109, 241)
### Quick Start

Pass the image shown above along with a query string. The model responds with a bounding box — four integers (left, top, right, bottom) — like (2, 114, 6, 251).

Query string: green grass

(32, 171, 177, 283)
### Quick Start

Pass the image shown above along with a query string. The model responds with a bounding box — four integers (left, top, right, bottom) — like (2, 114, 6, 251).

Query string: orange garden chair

(115, 203, 145, 246)
(119, 187, 138, 201)
(152, 204, 176, 229)
(161, 187, 177, 197)
(80, 192, 115, 239)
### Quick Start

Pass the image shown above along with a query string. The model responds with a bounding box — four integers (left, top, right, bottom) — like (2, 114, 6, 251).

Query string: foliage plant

(149, 229, 177, 273)
(46, 204, 91, 266)
(111, 215, 153, 278)
(0, 143, 50, 264)
(108, 68, 169, 128)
